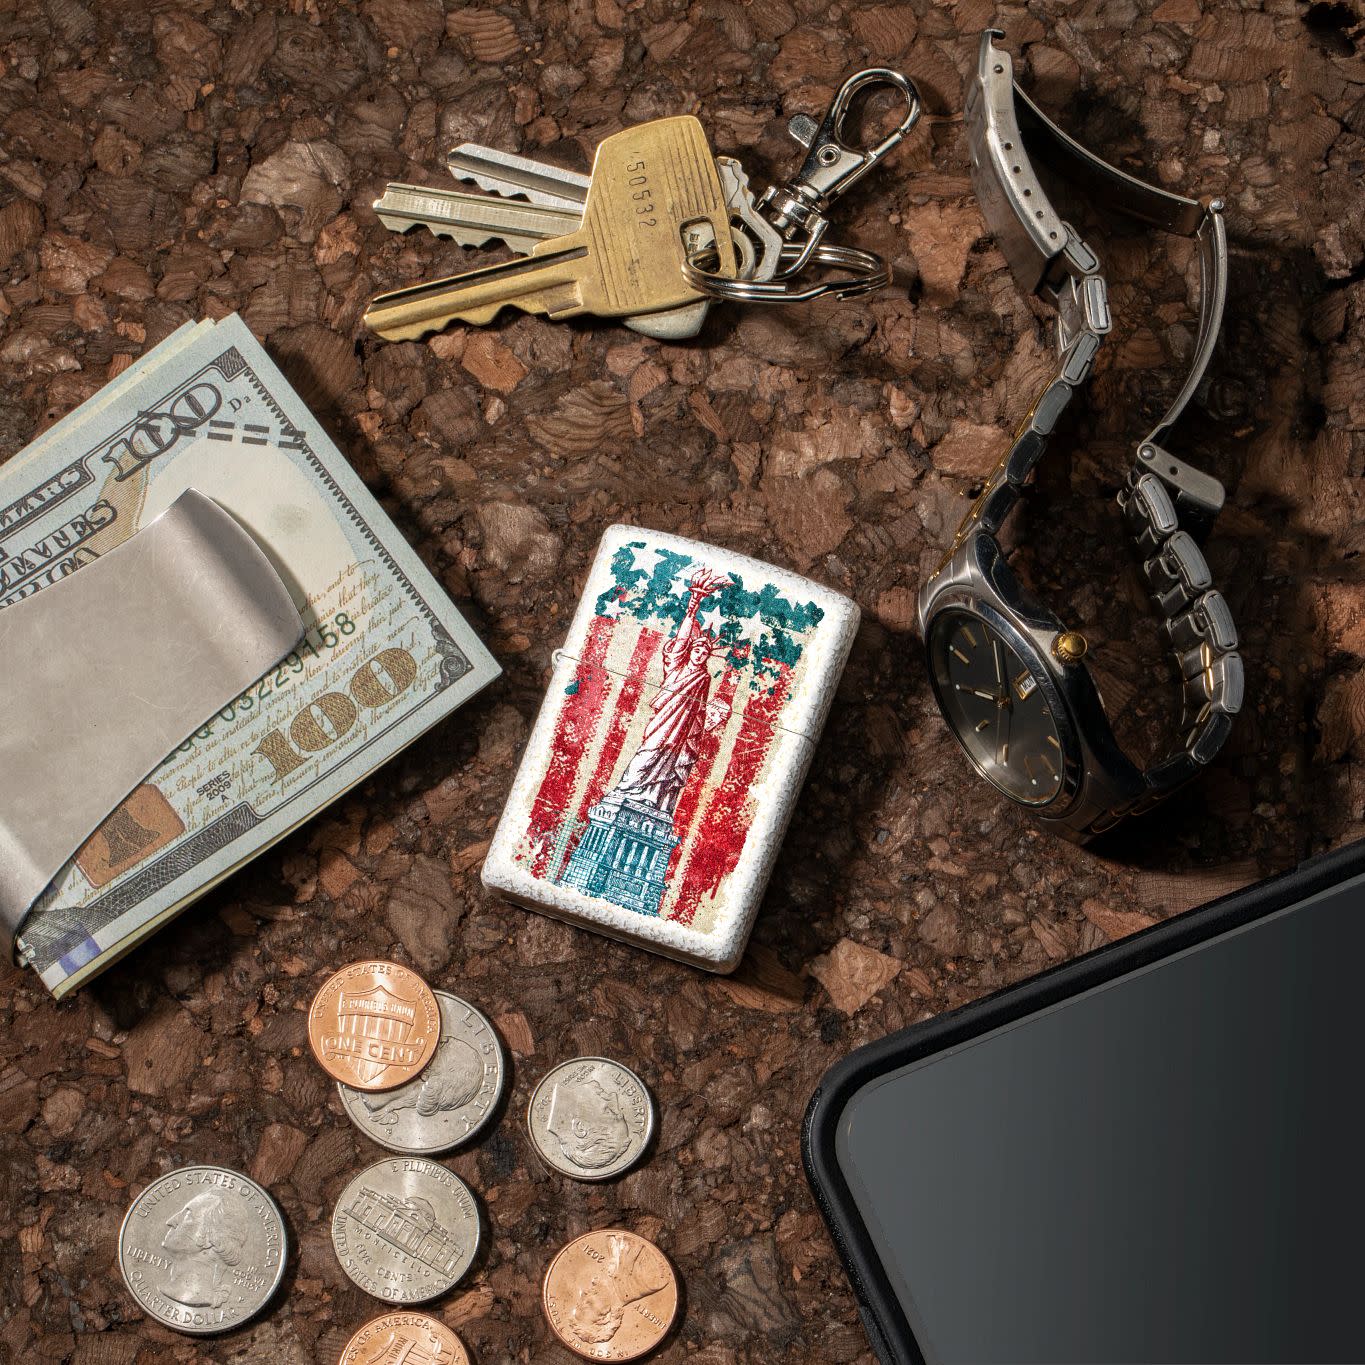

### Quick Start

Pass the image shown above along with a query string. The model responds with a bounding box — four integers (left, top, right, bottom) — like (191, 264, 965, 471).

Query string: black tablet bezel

(801, 836, 1365, 1365)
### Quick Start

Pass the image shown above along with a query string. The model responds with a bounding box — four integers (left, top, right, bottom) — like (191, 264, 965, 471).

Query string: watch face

(928, 609, 1066, 806)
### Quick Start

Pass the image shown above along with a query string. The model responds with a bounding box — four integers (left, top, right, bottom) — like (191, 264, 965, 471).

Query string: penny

(337, 990, 504, 1155)
(542, 1228, 678, 1361)
(118, 1165, 287, 1336)
(331, 1157, 480, 1303)
(308, 960, 441, 1091)
(527, 1057, 654, 1181)
(338, 1310, 471, 1364)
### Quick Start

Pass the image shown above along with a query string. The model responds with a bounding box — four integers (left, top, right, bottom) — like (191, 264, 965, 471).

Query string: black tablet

(803, 838, 1365, 1365)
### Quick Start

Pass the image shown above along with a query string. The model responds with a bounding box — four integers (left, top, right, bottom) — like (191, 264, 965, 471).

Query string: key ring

(681, 241, 891, 304)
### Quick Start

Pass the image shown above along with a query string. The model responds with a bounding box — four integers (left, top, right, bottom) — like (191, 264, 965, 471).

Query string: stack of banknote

(0, 315, 500, 997)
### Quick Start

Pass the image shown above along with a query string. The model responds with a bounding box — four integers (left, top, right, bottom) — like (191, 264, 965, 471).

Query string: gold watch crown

(1053, 630, 1088, 665)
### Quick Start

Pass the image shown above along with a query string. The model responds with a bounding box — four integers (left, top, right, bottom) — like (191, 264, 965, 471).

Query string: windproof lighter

(482, 525, 858, 972)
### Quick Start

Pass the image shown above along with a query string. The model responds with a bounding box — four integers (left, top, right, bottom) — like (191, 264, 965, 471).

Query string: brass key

(363, 117, 738, 341)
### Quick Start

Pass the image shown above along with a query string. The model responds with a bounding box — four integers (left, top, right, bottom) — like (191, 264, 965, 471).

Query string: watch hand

(955, 685, 999, 702)
(996, 691, 1012, 766)
(992, 638, 1005, 695)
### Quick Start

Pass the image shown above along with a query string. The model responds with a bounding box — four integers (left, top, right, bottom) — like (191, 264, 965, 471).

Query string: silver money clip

(0, 489, 303, 959)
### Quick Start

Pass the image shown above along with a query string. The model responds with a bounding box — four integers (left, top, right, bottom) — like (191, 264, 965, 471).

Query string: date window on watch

(1013, 669, 1038, 702)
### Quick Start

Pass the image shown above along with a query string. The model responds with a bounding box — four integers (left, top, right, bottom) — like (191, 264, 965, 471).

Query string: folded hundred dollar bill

(0, 315, 500, 997)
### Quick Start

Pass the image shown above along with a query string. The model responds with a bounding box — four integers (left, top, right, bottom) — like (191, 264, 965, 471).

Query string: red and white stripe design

(516, 610, 794, 930)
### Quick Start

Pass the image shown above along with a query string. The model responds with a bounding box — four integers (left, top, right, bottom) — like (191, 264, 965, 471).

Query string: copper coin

(542, 1228, 678, 1360)
(307, 961, 441, 1091)
(338, 1310, 470, 1364)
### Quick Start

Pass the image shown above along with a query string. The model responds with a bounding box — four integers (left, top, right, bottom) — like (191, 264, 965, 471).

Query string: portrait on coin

(568, 1233, 669, 1347)
(159, 1192, 245, 1309)
(547, 1075, 633, 1171)
(360, 1035, 484, 1127)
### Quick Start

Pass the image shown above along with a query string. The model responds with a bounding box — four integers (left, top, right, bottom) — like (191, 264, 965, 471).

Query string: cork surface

(1, 1, 1363, 1362)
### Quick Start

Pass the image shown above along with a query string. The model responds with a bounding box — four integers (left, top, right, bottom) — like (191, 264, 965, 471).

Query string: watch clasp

(1135, 442, 1225, 543)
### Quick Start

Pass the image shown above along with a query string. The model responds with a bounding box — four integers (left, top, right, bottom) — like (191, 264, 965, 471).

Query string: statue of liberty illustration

(562, 567, 732, 916)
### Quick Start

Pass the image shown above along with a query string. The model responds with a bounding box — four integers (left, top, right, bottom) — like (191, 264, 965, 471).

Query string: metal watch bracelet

(922, 31, 1243, 835)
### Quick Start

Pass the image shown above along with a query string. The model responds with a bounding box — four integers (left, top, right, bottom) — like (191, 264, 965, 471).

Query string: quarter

(542, 1228, 678, 1360)
(331, 1157, 480, 1303)
(337, 990, 504, 1154)
(118, 1165, 287, 1335)
(527, 1056, 654, 1181)
(308, 960, 442, 1091)
(338, 1310, 471, 1364)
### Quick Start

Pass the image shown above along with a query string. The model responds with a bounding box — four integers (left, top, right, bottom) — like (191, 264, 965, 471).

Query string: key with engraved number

(374, 186, 748, 342)
(377, 170, 711, 338)
(446, 142, 808, 338)
(439, 149, 777, 341)
(374, 162, 762, 278)
(375, 158, 774, 340)
(363, 117, 738, 341)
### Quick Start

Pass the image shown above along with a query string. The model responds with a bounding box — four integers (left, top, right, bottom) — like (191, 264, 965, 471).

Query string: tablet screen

(836, 872, 1365, 1364)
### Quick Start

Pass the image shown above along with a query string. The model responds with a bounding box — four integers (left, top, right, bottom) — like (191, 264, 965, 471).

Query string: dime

(527, 1057, 654, 1181)
(118, 1165, 287, 1336)
(339, 1310, 470, 1364)
(331, 1157, 479, 1303)
(337, 990, 504, 1155)
(308, 960, 442, 1091)
(542, 1229, 678, 1361)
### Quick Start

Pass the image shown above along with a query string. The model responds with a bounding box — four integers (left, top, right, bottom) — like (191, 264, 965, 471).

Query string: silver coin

(336, 990, 504, 1155)
(526, 1056, 655, 1181)
(331, 1157, 480, 1303)
(118, 1165, 287, 1335)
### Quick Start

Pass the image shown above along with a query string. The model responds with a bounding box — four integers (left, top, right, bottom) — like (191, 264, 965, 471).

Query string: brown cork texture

(1, 0, 1363, 1361)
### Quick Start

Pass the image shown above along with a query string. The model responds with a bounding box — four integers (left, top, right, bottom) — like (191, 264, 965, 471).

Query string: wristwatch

(917, 30, 1242, 839)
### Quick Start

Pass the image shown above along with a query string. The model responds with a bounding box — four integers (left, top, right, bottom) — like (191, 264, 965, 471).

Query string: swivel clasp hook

(758, 68, 921, 276)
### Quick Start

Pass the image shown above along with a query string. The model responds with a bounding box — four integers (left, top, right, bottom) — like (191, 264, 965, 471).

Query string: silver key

(374, 183, 579, 253)
(715, 156, 784, 281)
(446, 142, 589, 211)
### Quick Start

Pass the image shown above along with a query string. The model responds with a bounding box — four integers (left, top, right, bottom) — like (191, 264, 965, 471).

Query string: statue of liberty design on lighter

(561, 567, 732, 917)
(482, 527, 859, 973)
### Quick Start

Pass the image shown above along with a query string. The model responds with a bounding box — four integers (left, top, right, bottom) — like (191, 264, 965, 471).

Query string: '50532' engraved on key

(363, 116, 738, 341)
(375, 154, 772, 342)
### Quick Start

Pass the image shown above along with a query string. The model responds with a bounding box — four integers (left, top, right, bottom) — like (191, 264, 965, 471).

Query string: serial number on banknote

(173, 613, 358, 739)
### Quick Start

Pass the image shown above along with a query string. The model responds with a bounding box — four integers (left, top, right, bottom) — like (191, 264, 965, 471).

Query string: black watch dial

(928, 609, 1064, 806)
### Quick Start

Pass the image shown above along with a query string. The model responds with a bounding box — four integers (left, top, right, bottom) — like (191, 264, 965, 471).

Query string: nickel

(339, 1311, 471, 1364)
(543, 1228, 678, 1361)
(331, 1157, 480, 1302)
(337, 990, 505, 1155)
(308, 960, 441, 1091)
(528, 1057, 654, 1181)
(118, 1165, 287, 1336)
